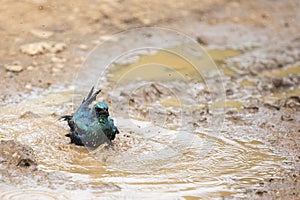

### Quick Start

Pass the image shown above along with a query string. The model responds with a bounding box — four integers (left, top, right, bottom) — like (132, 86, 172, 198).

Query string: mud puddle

(0, 89, 286, 199)
(0, 47, 295, 199)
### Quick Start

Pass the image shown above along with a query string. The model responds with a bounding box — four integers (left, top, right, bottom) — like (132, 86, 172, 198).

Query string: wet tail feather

(65, 132, 84, 146)
(60, 115, 72, 121)
(60, 115, 75, 131)
(84, 88, 101, 105)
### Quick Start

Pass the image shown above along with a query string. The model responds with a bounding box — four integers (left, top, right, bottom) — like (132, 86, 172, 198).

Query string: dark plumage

(61, 87, 119, 149)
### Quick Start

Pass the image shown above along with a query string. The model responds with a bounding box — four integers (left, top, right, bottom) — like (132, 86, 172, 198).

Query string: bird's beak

(99, 109, 108, 115)
(95, 108, 109, 117)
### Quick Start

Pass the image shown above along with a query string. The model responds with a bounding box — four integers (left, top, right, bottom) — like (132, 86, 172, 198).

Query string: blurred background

(1, 0, 299, 96)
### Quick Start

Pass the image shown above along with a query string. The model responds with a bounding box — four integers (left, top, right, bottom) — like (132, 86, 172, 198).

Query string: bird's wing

(80, 119, 110, 148)
(72, 112, 93, 136)
(73, 86, 101, 133)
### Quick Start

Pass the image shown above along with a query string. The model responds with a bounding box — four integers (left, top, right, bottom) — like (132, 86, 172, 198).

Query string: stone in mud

(243, 105, 259, 113)
(0, 140, 37, 170)
(262, 98, 285, 111)
(19, 111, 41, 119)
(17, 158, 36, 167)
(196, 36, 208, 45)
(0, 140, 119, 191)
(51, 56, 67, 63)
(272, 77, 294, 88)
(4, 63, 23, 72)
(284, 96, 300, 111)
(281, 114, 294, 121)
(226, 88, 234, 96)
(20, 41, 66, 56)
(263, 103, 280, 111)
(255, 189, 268, 196)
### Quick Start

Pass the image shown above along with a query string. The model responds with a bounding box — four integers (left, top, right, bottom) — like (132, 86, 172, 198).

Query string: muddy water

(0, 48, 291, 199)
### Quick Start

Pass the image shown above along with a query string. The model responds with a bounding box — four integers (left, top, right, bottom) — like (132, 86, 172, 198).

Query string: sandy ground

(1, 0, 299, 199)
(1, 0, 299, 99)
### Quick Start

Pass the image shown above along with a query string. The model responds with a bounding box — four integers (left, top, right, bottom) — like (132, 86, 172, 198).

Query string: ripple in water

(0, 88, 287, 199)
(0, 189, 69, 200)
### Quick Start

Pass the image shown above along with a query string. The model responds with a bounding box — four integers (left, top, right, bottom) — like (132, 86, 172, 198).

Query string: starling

(61, 87, 119, 149)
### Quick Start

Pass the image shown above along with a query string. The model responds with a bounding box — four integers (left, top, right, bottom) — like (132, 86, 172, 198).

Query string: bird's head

(93, 102, 109, 117)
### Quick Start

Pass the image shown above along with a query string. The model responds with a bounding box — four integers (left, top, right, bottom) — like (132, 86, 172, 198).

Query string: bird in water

(60, 87, 119, 149)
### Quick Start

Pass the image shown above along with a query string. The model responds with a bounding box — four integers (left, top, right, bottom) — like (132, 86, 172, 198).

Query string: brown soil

(1, 0, 299, 199)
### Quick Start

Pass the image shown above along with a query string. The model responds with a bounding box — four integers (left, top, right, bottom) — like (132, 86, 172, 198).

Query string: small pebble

(281, 114, 294, 121)
(25, 84, 32, 90)
(51, 56, 66, 63)
(52, 67, 61, 73)
(7, 72, 14, 78)
(20, 41, 66, 56)
(78, 44, 88, 50)
(4, 64, 23, 72)
(55, 63, 64, 69)
(27, 66, 34, 70)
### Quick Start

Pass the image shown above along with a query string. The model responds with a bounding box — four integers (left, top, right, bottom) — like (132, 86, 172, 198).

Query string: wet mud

(1, 0, 300, 199)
